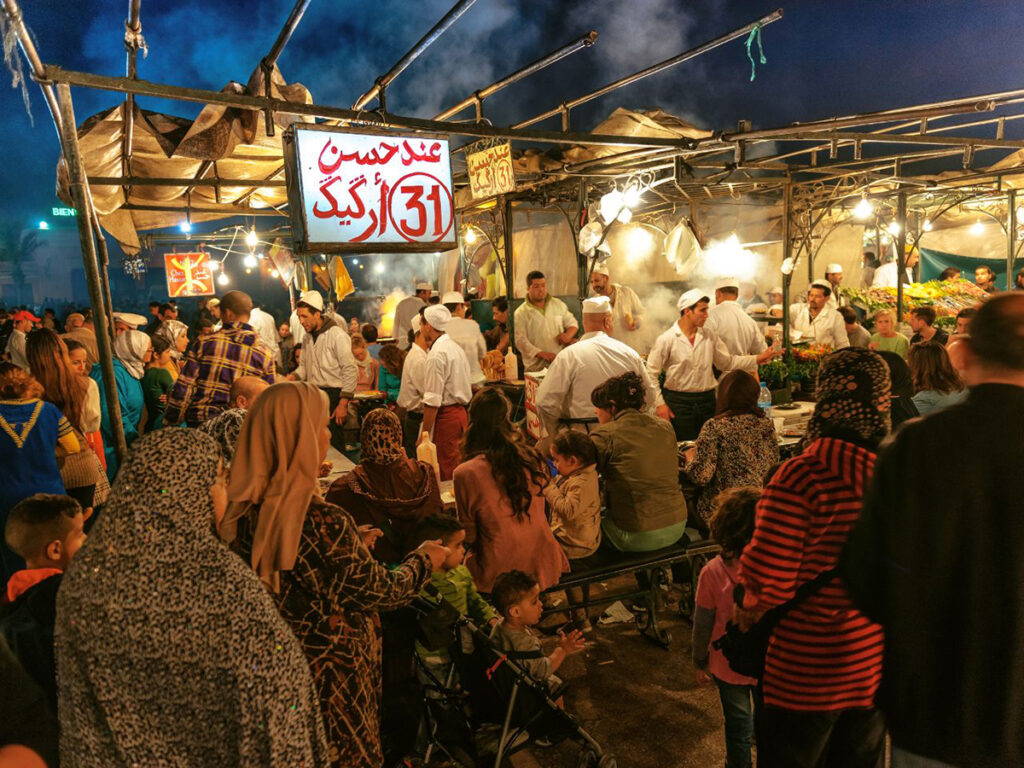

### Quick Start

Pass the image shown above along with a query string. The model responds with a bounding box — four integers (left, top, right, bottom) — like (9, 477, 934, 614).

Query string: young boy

(0, 494, 87, 713)
(491, 570, 585, 695)
(691, 487, 760, 768)
(415, 514, 498, 675)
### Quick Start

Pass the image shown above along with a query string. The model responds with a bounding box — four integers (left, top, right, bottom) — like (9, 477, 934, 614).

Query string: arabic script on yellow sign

(467, 142, 515, 200)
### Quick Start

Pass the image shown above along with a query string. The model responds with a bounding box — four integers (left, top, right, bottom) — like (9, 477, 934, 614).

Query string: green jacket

(590, 409, 686, 533)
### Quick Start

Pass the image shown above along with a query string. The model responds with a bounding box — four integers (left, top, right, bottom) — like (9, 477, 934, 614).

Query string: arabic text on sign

(467, 142, 515, 200)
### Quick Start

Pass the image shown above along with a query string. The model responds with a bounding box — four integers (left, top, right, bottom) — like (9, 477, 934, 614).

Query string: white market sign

(466, 141, 515, 199)
(284, 125, 456, 254)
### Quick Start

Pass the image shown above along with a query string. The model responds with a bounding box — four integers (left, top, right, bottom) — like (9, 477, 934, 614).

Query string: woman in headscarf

(326, 408, 444, 565)
(878, 350, 920, 430)
(220, 382, 447, 768)
(55, 428, 330, 768)
(155, 318, 190, 374)
(90, 329, 149, 478)
(683, 370, 780, 528)
(736, 347, 889, 767)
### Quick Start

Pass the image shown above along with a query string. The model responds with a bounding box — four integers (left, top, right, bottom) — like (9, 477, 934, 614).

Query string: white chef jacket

(397, 342, 427, 413)
(445, 316, 487, 385)
(393, 296, 426, 350)
(704, 300, 766, 375)
(535, 331, 657, 434)
(825, 285, 850, 310)
(513, 296, 578, 373)
(604, 283, 647, 355)
(789, 303, 850, 349)
(249, 307, 280, 365)
(871, 262, 912, 288)
(422, 333, 473, 409)
(5, 329, 27, 370)
(646, 323, 758, 407)
(294, 317, 358, 396)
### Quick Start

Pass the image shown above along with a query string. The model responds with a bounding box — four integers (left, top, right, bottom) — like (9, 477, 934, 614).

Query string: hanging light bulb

(971, 220, 984, 236)
(217, 272, 229, 286)
(270, 268, 279, 278)
(922, 219, 933, 232)
(464, 227, 477, 245)
(622, 183, 643, 209)
(245, 229, 259, 248)
(243, 253, 258, 268)
(179, 220, 192, 234)
(887, 220, 902, 236)
(245, 268, 252, 274)
(374, 262, 385, 275)
(853, 197, 874, 219)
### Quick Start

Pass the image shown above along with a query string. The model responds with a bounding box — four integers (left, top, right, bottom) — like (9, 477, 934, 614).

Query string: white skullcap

(112, 312, 147, 328)
(423, 304, 451, 331)
(809, 279, 832, 292)
(207, 298, 220, 308)
(415, 282, 433, 292)
(411, 314, 422, 333)
(768, 286, 783, 295)
(677, 289, 709, 312)
(826, 263, 843, 274)
(714, 276, 740, 290)
(591, 263, 610, 277)
(582, 296, 612, 314)
(298, 290, 324, 312)
(440, 291, 464, 305)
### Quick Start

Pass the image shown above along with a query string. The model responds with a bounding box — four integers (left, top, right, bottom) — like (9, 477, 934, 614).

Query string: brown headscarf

(715, 370, 763, 419)
(359, 408, 406, 464)
(806, 347, 891, 448)
(220, 381, 329, 591)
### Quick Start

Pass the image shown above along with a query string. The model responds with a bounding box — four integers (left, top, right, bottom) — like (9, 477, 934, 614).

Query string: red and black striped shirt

(739, 436, 883, 711)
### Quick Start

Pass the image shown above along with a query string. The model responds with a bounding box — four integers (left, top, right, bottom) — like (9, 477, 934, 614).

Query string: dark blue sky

(2, 0, 1023, 222)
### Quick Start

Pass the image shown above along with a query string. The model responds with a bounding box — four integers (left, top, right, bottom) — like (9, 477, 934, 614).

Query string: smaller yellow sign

(467, 142, 515, 200)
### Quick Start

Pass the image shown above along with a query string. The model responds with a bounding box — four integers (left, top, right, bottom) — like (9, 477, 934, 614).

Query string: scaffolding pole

(1008, 188, 1018, 291)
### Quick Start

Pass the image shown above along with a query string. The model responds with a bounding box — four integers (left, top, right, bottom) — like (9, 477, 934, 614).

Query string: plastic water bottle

(758, 380, 773, 418)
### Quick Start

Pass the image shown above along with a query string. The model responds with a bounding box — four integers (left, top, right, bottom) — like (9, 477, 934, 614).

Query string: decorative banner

(329, 256, 355, 300)
(466, 141, 515, 199)
(267, 238, 296, 288)
(285, 125, 456, 254)
(164, 252, 214, 297)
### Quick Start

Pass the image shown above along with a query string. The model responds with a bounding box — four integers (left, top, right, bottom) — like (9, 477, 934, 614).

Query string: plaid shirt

(165, 323, 277, 425)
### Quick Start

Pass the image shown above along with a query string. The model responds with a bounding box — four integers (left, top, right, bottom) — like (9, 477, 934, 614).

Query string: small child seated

(543, 430, 601, 560)
(491, 570, 585, 695)
(1, 493, 87, 713)
(691, 486, 760, 768)
(415, 514, 498, 673)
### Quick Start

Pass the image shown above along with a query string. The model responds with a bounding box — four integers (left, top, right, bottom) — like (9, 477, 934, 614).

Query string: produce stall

(845, 279, 990, 330)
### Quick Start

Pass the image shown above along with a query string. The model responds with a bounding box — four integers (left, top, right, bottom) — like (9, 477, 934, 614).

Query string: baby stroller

(412, 585, 616, 768)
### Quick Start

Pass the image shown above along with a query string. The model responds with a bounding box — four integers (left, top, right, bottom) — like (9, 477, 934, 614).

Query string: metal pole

(352, 0, 478, 110)
(122, 0, 143, 199)
(781, 182, 792, 350)
(433, 30, 598, 121)
(264, 0, 312, 68)
(56, 83, 128, 464)
(1007, 189, 1018, 291)
(91, 209, 117, 343)
(896, 191, 907, 323)
(502, 196, 515, 336)
(513, 8, 783, 129)
(1, 0, 64, 142)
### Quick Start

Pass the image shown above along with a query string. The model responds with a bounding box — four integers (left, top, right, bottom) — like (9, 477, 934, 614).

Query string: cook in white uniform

(789, 280, 851, 349)
(441, 291, 487, 386)
(513, 270, 578, 372)
(589, 263, 646, 354)
(704, 276, 767, 376)
(393, 281, 432, 349)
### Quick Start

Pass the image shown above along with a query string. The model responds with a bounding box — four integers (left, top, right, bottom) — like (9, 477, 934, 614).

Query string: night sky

(1, 0, 1023, 223)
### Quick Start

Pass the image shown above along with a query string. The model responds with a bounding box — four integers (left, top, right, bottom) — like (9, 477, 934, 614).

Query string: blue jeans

(714, 676, 755, 768)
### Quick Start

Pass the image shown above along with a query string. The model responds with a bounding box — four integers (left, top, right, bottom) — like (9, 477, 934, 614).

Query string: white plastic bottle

(504, 347, 518, 382)
(758, 380, 773, 419)
(417, 431, 440, 480)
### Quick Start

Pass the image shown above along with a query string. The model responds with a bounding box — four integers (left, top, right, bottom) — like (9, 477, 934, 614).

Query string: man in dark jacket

(842, 292, 1024, 767)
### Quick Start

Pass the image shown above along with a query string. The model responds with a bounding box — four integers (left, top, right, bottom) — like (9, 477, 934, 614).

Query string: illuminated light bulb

(374, 263, 385, 275)
(256, 251, 266, 260)
(243, 254, 258, 268)
(922, 219, 933, 232)
(887, 221, 901, 236)
(464, 228, 477, 245)
(781, 257, 794, 276)
(623, 184, 643, 209)
(359, 264, 364, 269)
(270, 269, 279, 278)
(217, 272, 229, 286)
(853, 197, 874, 219)
(881, 234, 892, 245)
(352, 258, 360, 266)
(245, 229, 259, 248)
(600, 189, 625, 225)
(971, 220, 984, 236)
(179, 221, 191, 234)
(245, 268, 252, 274)
(38, 221, 49, 230)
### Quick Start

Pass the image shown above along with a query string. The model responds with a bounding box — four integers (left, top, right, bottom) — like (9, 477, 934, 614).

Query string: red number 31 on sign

(388, 172, 454, 243)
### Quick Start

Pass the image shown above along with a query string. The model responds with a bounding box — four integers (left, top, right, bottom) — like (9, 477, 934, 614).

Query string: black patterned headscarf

(55, 428, 329, 766)
(197, 407, 247, 465)
(359, 408, 406, 465)
(806, 347, 891, 448)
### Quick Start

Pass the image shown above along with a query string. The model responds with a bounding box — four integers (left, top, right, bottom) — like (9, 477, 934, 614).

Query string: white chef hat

(768, 286, 783, 295)
(440, 291, 465, 305)
(714, 275, 740, 290)
(677, 289, 709, 312)
(423, 305, 451, 331)
(415, 281, 433, 291)
(411, 314, 422, 333)
(582, 295, 612, 314)
(298, 290, 324, 312)
(591, 263, 610, 277)
(825, 263, 843, 274)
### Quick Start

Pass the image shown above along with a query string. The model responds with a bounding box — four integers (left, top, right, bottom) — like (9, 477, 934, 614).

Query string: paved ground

(510, 577, 730, 768)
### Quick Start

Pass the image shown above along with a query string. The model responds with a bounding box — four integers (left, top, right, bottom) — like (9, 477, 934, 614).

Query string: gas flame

(378, 290, 406, 338)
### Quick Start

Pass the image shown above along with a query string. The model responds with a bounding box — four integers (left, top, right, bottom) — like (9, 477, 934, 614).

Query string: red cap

(13, 310, 41, 323)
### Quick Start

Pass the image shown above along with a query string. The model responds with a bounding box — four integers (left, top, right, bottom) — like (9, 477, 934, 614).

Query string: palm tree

(0, 221, 43, 304)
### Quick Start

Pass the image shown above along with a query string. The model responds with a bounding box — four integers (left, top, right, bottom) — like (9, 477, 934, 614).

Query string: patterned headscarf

(197, 407, 247, 465)
(220, 382, 328, 592)
(157, 319, 189, 359)
(55, 428, 329, 766)
(114, 329, 150, 379)
(359, 408, 406, 464)
(806, 347, 891, 447)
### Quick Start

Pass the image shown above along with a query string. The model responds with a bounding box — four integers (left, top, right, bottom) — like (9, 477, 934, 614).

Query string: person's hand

(488, 616, 501, 629)
(537, 351, 556, 363)
(695, 667, 713, 687)
(868, 341, 879, 351)
(416, 539, 452, 571)
(656, 404, 674, 421)
(683, 446, 696, 463)
(358, 524, 383, 550)
(333, 400, 349, 425)
(732, 603, 764, 633)
(756, 347, 776, 365)
(557, 628, 586, 654)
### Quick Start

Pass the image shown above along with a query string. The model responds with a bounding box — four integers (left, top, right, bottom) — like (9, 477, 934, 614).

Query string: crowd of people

(0, 266, 1021, 768)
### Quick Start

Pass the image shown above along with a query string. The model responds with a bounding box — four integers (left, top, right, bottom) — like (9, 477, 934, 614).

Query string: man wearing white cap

(589, 264, 646, 354)
(393, 281, 433, 350)
(420, 305, 473, 480)
(442, 291, 487, 385)
(824, 263, 850, 309)
(704, 276, 767, 376)
(789, 280, 850, 349)
(289, 289, 358, 451)
(397, 311, 430, 456)
(766, 286, 784, 317)
(112, 312, 147, 336)
(647, 289, 776, 441)
(536, 295, 657, 437)
(514, 270, 578, 372)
